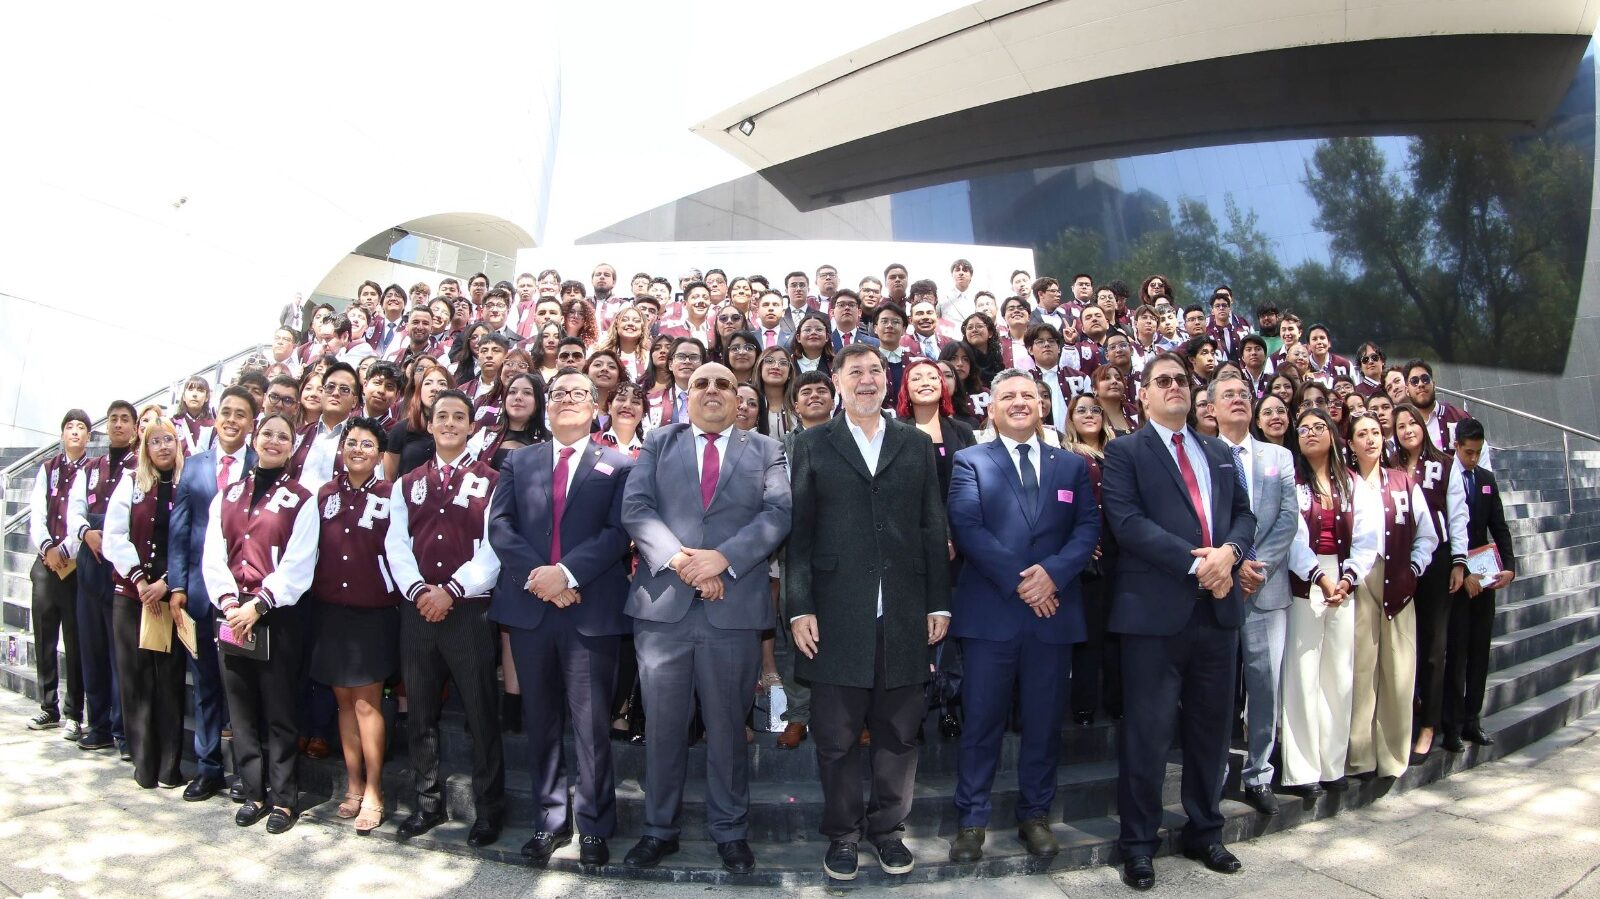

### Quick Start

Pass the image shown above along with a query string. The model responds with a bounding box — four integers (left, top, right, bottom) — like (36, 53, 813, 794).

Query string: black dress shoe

(623, 835, 679, 867)
(397, 809, 447, 840)
(1409, 751, 1430, 766)
(578, 835, 609, 866)
(228, 780, 247, 803)
(1183, 843, 1242, 874)
(1463, 725, 1495, 746)
(1122, 855, 1155, 891)
(873, 836, 915, 874)
(1074, 710, 1095, 727)
(1283, 782, 1325, 799)
(1322, 777, 1350, 792)
(520, 829, 572, 862)
(1441, 733, 1466, 753)
(235, 801, 269, 827)
(1241, 784, 1280, 816)
(717, 839, 755, 874)
(76, 732, 113, 751)
(183, 776, 225, 802)
(466, 816, 502, 847)
(823, 840, 858, 881)
(939, 714, 962, 740)
(265, 807, 297, 835)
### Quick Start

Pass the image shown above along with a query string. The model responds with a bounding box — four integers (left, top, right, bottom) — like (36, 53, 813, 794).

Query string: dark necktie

(551, 447, 574, 562)
(1172, 433, 1212, 546)
(701, 433, 721, 509)
(1232, 444, 1256, 560)
(1016, 443, 1038, 510)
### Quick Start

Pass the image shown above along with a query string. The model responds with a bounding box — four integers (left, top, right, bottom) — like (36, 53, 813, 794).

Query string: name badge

(1482, 484, 1492, 494)
(1057, 489, 1074, 503)
(595, 462, 615, 476)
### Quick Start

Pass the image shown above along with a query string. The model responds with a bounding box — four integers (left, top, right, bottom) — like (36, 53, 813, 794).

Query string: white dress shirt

(997, 433, 1042, 485)
(1217, 432, 1253, 507)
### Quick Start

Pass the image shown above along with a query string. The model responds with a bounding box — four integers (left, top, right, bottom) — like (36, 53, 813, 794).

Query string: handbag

(214, 616, 271, 661)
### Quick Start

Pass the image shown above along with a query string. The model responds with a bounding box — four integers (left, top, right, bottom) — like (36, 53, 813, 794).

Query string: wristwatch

(251, 598, 270, 617)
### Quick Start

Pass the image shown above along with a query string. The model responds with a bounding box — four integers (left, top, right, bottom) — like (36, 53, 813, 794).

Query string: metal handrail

(1, 344, 265, 536)
(1436, 385, 1599, 514)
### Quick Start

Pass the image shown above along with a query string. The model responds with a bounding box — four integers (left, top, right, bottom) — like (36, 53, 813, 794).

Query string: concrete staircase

(3, 448, 1599, 884)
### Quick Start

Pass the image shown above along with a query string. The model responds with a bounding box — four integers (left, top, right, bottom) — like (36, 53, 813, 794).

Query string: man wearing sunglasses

(620, 363, 792, 874)
(1404, 359, 1474, 456)
(1102, 352, 1256, 891)
(292, 361, 363, 492)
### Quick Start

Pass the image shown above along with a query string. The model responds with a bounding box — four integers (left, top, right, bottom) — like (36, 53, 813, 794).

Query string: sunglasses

(691, 376, 736, 392)
(1358, 353, 1383, 364)
(1408, 374, 1432, 386)
(1149, 374, 1189, 389)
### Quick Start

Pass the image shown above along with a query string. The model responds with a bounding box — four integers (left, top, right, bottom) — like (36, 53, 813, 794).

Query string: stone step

(1482, 631, 1600, 718)
(1491, 604, 1600, 672)
(1493, 582, 1600, 637)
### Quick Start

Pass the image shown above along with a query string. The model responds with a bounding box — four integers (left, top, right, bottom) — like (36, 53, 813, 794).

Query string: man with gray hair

(1209, 372, 1298, 816)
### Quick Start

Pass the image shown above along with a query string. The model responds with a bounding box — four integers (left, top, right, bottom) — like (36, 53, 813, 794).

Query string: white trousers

(1281, 553, 1355, 786)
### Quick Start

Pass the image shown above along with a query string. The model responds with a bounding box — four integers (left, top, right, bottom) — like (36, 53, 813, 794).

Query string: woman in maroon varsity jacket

(1346, 411, 1439, 779)
(103, 418, 186, 789)
(202, 413, 320, 835)
(308, 416, 399, 835)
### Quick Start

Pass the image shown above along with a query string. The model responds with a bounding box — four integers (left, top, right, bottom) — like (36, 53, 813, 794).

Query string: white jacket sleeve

(202, 493, 240, 610)
(384, 480, 424, 601)
(102, 474, 142, 582)
(1409, 483, 1440, 576)
(445, 487, 502, 600)
(1287, 512, 1321, 583)
(28, 463, 52, 553)
(258, 500, 320, 609)
(1445, 465, 1470, 564)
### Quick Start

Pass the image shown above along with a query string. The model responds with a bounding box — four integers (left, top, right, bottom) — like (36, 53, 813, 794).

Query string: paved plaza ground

(2, 685, 1599, 899)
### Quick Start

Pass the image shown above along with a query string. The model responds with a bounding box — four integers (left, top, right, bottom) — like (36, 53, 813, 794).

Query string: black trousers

(1412, 552, 1454, 730)
(221, 604, 307, 809)
(400, 600, 504, 822)
(111, 596, 185, 788)
(1071, 576, 1123, 716)
(30, 559, 82, 722)
(1116, 600, 1238, 858)
(809, 622, 926, 843)
(1443, 587, 1496, 736)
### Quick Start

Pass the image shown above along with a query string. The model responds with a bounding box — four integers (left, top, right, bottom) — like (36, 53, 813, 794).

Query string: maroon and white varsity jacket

(202, 469, 318, 611)
(312, 474, 400, 608)
(29, 452, 91, 558)
(1356, 467, 1440, 618)
(103, 471, 178, 599)
(384, 453, 501, 602)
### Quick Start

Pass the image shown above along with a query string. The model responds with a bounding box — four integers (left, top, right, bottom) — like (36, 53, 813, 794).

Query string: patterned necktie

(440, 464, 454, 490)
(1172, 433, 1212, 546)
(700, 433, 721, 509)
(1233, 444, 1256, 560)
(842, 331, 852, 347)
(550, 447, 575, 562)
(217, 454, 233, 493)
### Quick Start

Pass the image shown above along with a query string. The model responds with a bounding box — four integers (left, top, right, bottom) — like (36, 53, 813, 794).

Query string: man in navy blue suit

(1102, 352, 1255, 891)
(827, 289, 880, 352)
(169, 385, 257, 802)
(946, 370, 1100, 862)
(488, 369, 633, 868)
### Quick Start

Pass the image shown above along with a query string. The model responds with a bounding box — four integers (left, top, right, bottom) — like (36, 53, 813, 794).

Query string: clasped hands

(1018, 564, 1058, 618)
(41, 545, 71, 575)
(670, 547, 730, 601)
(525, 566, 582, 608)
(415, 585, 456, 622)
(1192, 545, 1238, 598)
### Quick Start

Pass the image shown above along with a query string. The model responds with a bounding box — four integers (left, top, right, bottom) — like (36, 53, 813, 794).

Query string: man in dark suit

(620, 362, 792, 874)
(786, 342, 951, 882)
(1443, 418, 1515, 748)
(828, 289, 880, 352)
(488, 369, 634, 867)
(945, 369, 1100, 862)
(1102, 351, 1256, 891)
(169, 385, 258, 802)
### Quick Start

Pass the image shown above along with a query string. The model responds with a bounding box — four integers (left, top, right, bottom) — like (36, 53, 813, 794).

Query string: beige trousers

(1281, 553, 1355, 786)
(1347, 558, 1418, 778)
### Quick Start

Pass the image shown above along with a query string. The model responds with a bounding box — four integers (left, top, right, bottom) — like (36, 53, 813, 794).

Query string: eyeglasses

(322, 384, 354, 397)
(691, 376, 736, 392)
(1302, 397, 1328, 407)
(1149, 374, 1189, 389)
(1297, 423, 1330, 437)
(266, 393, 295, 406)
(1358, 353, 1383, 364)
(1409, 374, 1432, 386)
(557, 354, 585, 363)
(548, 388, 591, 403)
(1077, 405, 1104, 416)
(1030, 339, 1060, 348)
(145, 435, 178, 448)
(729, 344, 757, 354)
(672, 353, 703, 363)
(763, 358, 791, 368)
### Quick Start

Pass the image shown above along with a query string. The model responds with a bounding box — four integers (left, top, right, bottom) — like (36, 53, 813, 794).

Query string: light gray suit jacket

(622, 422, 792, 630)
(1238, 437, 1299, 611)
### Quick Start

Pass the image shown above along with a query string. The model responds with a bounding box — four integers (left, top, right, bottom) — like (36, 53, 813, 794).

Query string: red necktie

(216, 454, 233, 493)
(550, 447, 574, 562)
(842, 332, 852, 346)
(700, 433, 721, 509)
(440, 463, 454, 489)
(1171, 433, 1211, 546)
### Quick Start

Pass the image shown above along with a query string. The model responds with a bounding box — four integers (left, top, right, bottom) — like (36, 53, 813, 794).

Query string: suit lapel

(1145, 427, 1203, 532)
(674, 427, 702, 500)
(873, 419, 908, 476)
(566, 440, 601, 501)
(827, 417, 875, 483)
(1204, 438, 1227, 528)
(1034, 446, 1061, 524)
(987, 438, 1029, 516)
(709, 429, 751, 507)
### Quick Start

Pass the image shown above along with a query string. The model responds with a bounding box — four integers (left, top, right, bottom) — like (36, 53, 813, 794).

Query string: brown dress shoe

(777, 722, 808, 749)
(303, 737, 331, 760)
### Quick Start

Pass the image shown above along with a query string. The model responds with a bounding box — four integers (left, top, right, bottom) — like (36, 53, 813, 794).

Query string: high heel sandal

(354, 799, 384, 835)
(336, 791, 363, 819)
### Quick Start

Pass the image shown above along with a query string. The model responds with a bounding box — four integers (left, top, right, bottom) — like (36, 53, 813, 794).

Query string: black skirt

(309, 602, 399, 688)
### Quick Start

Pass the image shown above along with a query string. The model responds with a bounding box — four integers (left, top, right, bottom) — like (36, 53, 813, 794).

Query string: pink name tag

(595, 462, 615, 476)
(1266, 466, 1278, 477)
(1058, 489, 1074, 503)
(1482, 484, 1492, 494)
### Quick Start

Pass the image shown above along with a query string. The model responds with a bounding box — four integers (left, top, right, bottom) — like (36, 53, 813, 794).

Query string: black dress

(387, 421, 436, 476)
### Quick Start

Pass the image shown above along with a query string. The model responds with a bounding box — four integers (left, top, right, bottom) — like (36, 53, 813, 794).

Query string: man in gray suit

(787, 342, 952, 881)
(620, 362, 792, 874)
(1212, 373, 1298, 816)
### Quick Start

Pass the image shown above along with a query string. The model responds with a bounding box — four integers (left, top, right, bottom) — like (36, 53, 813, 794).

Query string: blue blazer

(829, 328, 881, 352)
(487, 440, 634, 636)
(1102, 425, 1256, 636)
(948, 439, 1100, 645)
(169, 445, 257, 620)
